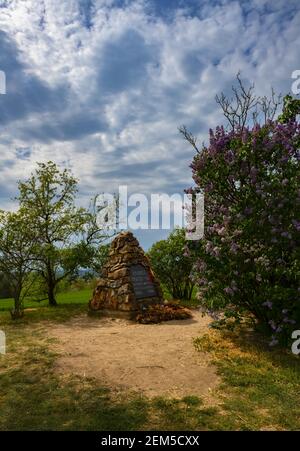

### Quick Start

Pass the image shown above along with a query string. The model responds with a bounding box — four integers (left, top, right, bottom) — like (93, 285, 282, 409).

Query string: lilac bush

(187, 113, 300, 344)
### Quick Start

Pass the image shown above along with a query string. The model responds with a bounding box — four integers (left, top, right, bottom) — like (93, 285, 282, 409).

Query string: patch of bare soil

(47, 311, 219, 399)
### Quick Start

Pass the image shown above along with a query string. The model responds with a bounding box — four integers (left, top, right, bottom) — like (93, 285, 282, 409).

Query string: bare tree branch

(178, 125, 200, 154)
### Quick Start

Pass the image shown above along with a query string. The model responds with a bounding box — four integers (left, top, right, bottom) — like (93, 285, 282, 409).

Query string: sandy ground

(47, 311, 219, 399)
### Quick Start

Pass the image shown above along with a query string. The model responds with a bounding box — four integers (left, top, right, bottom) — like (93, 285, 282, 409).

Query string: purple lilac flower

(217, 226, 226, 236)
(230, 243, 238, 254)
(269, 336, 279, 347)
(292, 220, 300, 231)
(199, 278, 208, 286)
(250, 167, 258, 183)
(281, 231, 291, 239)
(212, 246, 221, 257)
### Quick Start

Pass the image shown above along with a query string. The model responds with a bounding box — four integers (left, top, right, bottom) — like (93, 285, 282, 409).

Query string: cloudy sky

(0, 0, 299, 248)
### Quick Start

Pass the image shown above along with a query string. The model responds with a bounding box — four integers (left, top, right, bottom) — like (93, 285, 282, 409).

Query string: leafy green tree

(148, 228, 195, 300)
(17, 161, 87, 306)
(77, 196, 114, 275)
(78, 242, 110, 277)
(0, 210, 37, 317)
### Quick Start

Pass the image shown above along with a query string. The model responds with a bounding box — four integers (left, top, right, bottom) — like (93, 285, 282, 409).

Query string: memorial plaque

(130, 264, 157, 300)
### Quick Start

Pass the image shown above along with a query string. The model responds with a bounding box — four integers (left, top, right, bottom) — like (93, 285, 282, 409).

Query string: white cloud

(0, 0, 299, 246)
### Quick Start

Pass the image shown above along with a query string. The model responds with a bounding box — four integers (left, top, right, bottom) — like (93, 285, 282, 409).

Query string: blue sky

(0, 0, 299, 249)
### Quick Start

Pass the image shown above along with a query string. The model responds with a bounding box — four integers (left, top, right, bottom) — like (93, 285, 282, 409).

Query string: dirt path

(47, 311, 219, 399)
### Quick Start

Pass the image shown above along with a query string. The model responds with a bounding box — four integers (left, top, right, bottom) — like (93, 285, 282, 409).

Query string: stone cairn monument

(89, 231, 163, 318)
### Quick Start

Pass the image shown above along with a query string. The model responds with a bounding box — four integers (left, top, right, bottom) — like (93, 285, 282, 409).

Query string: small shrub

(148, 228, 196, 300)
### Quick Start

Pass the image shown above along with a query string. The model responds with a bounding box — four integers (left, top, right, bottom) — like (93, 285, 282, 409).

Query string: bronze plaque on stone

(130, 264, 157, 300)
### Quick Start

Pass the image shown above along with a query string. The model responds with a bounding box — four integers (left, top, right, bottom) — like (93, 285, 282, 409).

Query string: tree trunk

(47, 262, 57, 306)
(11, 285, 24, 319)
(48, 283, 57, 306)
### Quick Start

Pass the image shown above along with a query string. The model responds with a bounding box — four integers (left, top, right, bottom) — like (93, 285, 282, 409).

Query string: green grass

(194, 329, 300, 430)
(0, 289, 91, 325)
(1, 291, 300, 430)
(0, 288, 91, 311)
